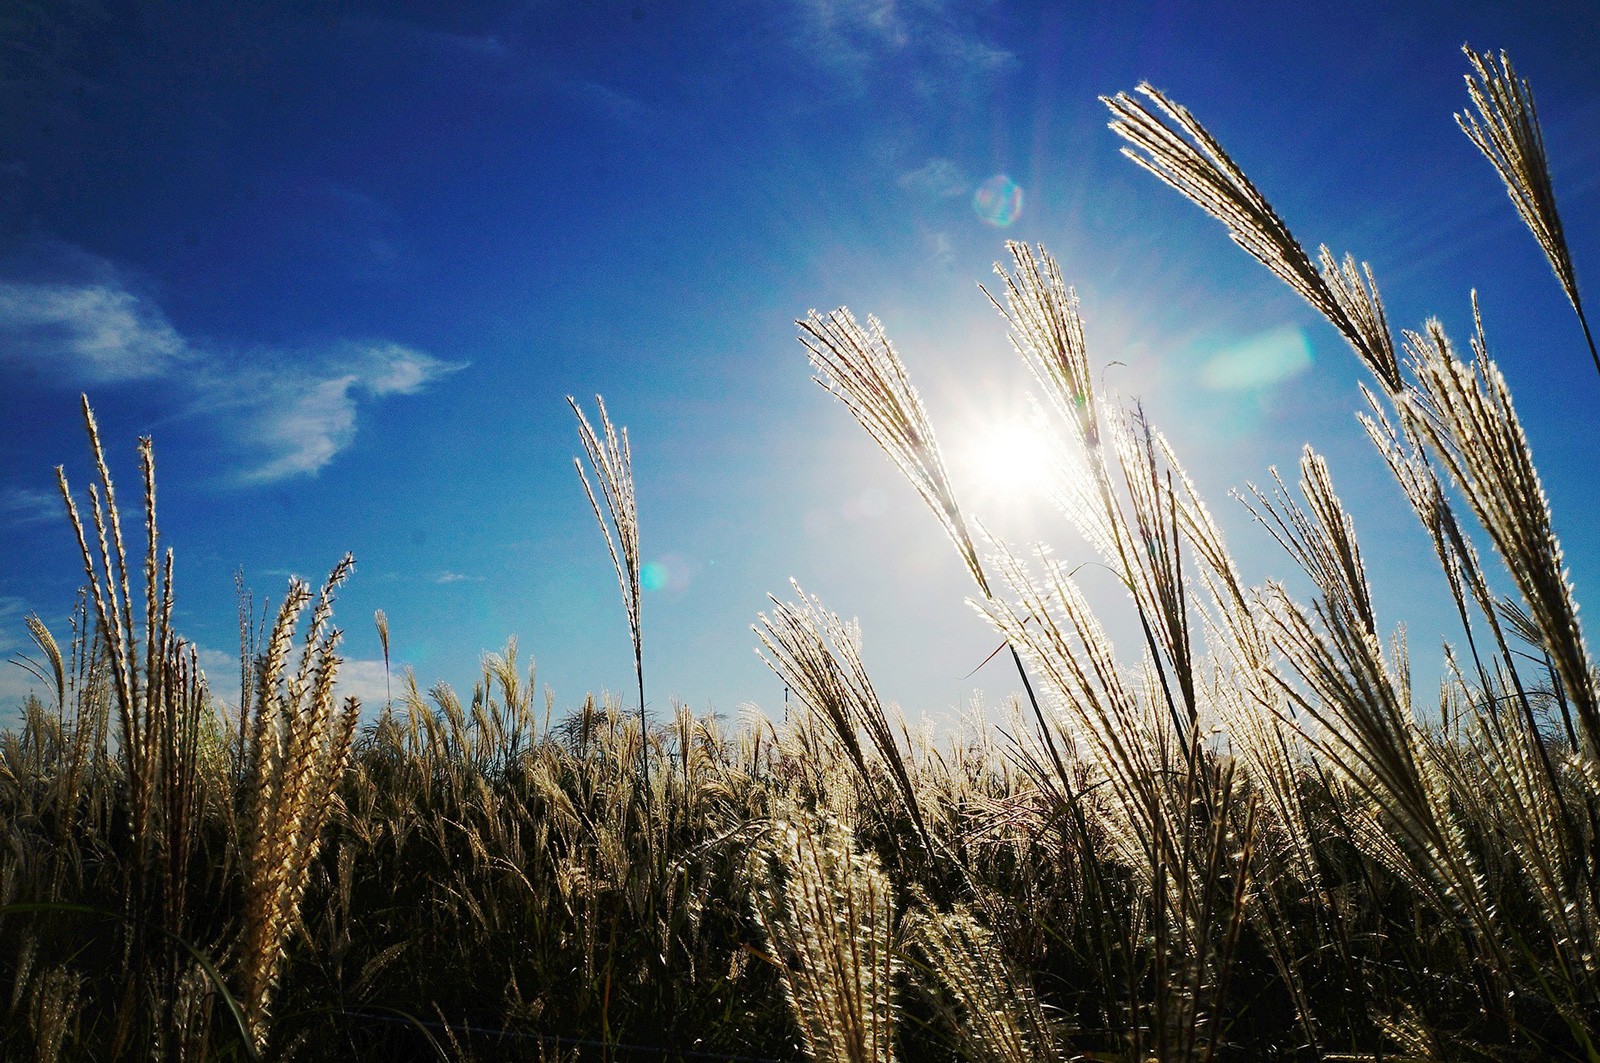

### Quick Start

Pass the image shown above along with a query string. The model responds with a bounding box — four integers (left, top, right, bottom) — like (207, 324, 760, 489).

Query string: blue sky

(2, 1, 1598, 730)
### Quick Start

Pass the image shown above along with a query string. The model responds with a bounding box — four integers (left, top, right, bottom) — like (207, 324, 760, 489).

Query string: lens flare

(973, 175, 1024, 227)
(640, 561, 669, 591)
(640, 554, 692, 593)
(1200, 326, 1314, 390)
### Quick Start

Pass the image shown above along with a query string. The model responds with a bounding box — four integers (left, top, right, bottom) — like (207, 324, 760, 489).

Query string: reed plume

(756, 583, 936, 862)
(1396, 316, 1599, 758)
(906, 902, 1060, 1063)
(1104, 86, 1402, 392)
(1457, 45, 1597, 376)
(799, 309, 986, 592)
(753, 807, 897, 1063)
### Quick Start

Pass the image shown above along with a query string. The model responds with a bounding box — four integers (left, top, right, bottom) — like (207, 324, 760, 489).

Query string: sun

(959, 418, 1058, 504)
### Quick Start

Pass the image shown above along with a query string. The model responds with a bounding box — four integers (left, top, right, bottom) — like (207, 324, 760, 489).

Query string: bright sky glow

(2, 2, 1598, 730)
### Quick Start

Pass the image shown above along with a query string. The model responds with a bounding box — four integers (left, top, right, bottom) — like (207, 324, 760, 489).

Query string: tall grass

(3, 45, 1598, 1061)
(570, 395, 654, 836)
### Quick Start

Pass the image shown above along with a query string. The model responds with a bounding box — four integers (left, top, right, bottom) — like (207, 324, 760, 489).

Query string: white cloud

(928, 26, 1012, 72)
(0, 597, 33, 659)
(197, 644, 398, 718)
(899, 157, 969, 198)
(406, 29, 507, 58)
(435, 571, 484, 584)
(0, 671, 46, 731)
(334, 657, 399, 711)
(1, 623, 397, 731)
(239, 374, 362, 482)
(361, 342, 448, 396)
(0, 280, 190, 381)
(217, 343, 462, 483)
(341, 16, 511, 60)
(195, 645, 247, 710)
(0, 249, 463, 484)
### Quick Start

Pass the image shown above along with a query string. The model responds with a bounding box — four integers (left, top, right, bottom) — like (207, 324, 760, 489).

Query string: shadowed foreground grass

(5, 46, 1600, 1061)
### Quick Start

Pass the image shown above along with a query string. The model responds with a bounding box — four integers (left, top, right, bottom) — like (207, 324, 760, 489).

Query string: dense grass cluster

(5, 47, 1600, 1060)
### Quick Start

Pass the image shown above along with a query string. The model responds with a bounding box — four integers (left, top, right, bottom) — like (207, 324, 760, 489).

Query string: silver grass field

(4, 47, 1599, 1062)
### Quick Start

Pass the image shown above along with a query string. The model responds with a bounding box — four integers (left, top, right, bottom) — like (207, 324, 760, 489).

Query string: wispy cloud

(242, 174, 407, 280)
(204, 342, 461, 483)
(0, 485, 65, 527)
(341, 16, 639, 127)
(334, 657, 400, 711)
(435, 570, 484, 584)
(0, 597, 28, 657)
(405, 29, 507, 58)
(794, 0, 1014, 86)
(0, 248, 462, 483)
(926, 23, 1012, 73)
(800, 0, 910, 64)
(559, 79, 646, 123)
(899, 157, 969, 198)
(920, 227, 955, 267)
(0, 280, 191, 381)
(339, 15, 510, 60)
